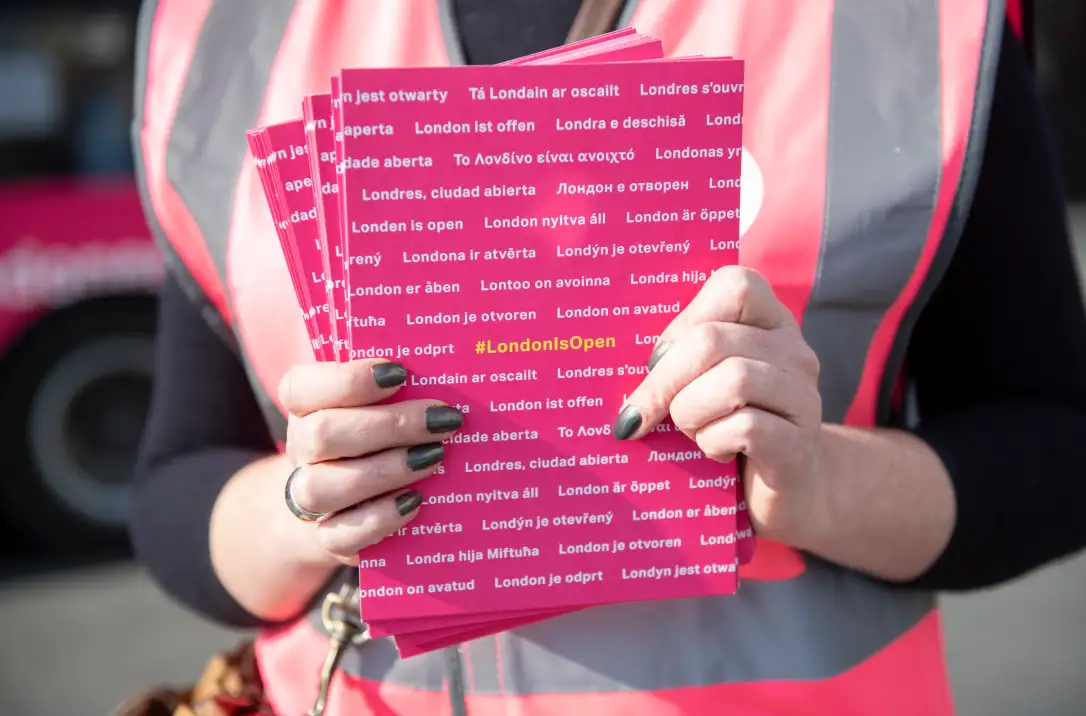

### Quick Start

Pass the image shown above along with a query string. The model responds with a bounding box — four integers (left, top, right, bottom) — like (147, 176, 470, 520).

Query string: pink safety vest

(133, 0, 1005, 713)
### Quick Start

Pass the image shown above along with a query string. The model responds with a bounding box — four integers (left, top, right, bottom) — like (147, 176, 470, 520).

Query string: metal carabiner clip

(309, 585, 371, 716)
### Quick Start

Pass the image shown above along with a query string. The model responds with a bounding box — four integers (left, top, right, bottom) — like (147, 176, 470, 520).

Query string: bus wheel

(0, 297, 156, 555)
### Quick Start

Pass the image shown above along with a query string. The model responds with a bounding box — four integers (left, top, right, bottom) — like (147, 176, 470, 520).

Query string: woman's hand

(613, 266, 823, 543)
(279, 359, 462, 565)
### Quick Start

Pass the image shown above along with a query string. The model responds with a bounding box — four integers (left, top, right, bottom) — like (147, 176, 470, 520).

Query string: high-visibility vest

(133, 0, 1006, 713)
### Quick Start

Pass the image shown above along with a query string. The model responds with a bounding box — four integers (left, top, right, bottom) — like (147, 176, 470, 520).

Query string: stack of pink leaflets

(247, 29, 751, 657)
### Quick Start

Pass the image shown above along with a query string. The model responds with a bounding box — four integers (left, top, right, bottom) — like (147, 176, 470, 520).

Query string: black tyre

(0, 296, 157, 554)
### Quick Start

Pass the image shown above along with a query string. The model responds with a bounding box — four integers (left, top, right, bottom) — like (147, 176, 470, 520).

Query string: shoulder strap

(567, 0, 627, 43)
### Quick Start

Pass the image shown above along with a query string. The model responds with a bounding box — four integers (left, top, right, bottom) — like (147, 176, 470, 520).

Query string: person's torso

(134, 1, 1006, 714)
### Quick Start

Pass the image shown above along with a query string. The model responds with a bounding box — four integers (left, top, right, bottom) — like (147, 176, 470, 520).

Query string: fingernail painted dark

(396, 490, 423, 516)
(406, 443, 445, 471)
(425, 405, 464, 433)
(647, 341, 671, 371)
(612, 405, 643, 440)
(372, 362, 407, 388)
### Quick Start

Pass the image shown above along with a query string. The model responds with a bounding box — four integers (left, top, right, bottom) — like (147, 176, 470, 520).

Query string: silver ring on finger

(285, 466, 327, 522)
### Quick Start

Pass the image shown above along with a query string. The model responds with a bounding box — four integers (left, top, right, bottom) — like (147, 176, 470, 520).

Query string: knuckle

(398, 405, 417, 435)
(728, 271, 755, 311)
(668, 397, 697, 433)
(668, 406, 695, 434)
(694, 430, 732, 462)
(715, 264, 754, 295)
(722, 359, 755, 402)
(735, 266, 770, 296)
(730, 410, 760, 450)
(370, 405, 413, 445)
(362, 451, 395, 485)
(332, 364, 359, 405)
(366, 451, 412, 492)
(362, 507, 401, 544)
(797, 341, 821, 378)
(713, 266, 775, 323)
(639, 379, 670, 416)
(298, 411, 333, 462)
(740, 266, 770, 290)
(707, 263, 741, 288)
(353, 506, 387, 538)
(685, 322, 722, 364)
(386, 405, 413, 438)
(804, 385, 824, 422)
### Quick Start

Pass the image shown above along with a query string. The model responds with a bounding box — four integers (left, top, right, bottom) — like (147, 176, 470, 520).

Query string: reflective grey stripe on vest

(803, 0, 946, 425)
(165, 0, 297, 441)
(132, 0, 239, 355)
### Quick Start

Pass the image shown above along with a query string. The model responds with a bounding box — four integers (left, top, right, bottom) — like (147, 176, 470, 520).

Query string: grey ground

(2, 206, 1084, 716)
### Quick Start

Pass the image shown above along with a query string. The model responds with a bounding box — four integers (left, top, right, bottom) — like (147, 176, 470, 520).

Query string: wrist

(786, 425, 836, 553)
(770, 423, 957, 581)
(752, 426, 834, 552)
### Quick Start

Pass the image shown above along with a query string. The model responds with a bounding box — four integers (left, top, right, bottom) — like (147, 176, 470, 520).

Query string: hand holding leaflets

(247, 29, 751, 656)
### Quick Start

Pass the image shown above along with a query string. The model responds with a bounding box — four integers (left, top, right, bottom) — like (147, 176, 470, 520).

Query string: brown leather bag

(109, 641, 271, 716)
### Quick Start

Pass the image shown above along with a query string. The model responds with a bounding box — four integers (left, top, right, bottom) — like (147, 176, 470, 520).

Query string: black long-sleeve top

(131, 4, 1086, 628)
